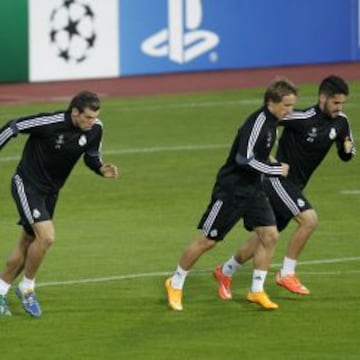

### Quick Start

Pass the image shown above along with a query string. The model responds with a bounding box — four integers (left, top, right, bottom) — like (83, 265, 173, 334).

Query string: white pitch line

(294, 270, 360, 275)
(36, 256, 360, 288)
(37, 271, 173, 288)
(295, 256, 360, 265)
(0, 144, 229, 163)
(339, 190, 360, 195)
(106, 97, 360, 112)
(107, 99, 262, 112)
(103, 144, 228, 155)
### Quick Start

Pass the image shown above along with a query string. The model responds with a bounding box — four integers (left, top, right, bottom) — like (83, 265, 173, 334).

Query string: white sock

(0, 278, 11, 296)
(251, 269, 267, 293)
(18, 276, 35, 293)
(222, 256, 242, 277)
(280, 256, 297, 277)
(171, 265, 188, 290)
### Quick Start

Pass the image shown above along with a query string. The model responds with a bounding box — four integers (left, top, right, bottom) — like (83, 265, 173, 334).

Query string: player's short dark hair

(264, 77, 298, 105)
(68, 91, 101, 113)
(318, 75, 349, 97)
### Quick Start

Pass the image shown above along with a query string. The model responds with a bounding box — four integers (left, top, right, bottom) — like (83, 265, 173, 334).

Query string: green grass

(0, 81, 360, 359)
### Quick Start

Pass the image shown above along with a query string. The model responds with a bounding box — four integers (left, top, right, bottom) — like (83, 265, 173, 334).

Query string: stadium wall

(0, 0, 359, 83)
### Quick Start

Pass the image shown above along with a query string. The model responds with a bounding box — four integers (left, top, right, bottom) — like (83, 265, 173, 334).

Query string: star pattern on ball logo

(49, 0, 96, 63)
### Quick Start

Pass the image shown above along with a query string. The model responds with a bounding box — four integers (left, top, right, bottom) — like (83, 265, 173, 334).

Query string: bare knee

(197, 235, 217, 251)
(32, 221, 56, 250)
(179, 234, 218, 270)
(257, 227, 279, 248)
(306, 213, 318, 231)
(297, 210, 318, 232)
(36, 233, 55, 250)
(265, 228, 279, 246)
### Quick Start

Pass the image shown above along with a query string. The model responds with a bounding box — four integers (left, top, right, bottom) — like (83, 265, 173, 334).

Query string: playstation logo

(141, 0, 220, 64)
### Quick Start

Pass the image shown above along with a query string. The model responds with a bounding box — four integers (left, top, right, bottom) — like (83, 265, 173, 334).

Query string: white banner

(29, 0, 120, 82)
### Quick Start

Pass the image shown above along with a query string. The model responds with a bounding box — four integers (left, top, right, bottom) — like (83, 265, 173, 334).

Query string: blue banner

(119, 0, 360, 76)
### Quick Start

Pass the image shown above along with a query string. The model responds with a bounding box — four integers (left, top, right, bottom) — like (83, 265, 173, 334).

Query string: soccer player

(165, 78, 298, 311)
(214, 75, 355, 300)
(0, 91, 118, 317)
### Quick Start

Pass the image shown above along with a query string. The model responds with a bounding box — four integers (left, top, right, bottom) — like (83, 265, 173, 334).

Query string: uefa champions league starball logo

(49, 0, 96, 63)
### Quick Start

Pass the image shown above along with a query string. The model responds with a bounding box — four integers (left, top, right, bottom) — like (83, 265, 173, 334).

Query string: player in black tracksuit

(0, 91, 118, 318)
(217, 75, 355, 298)
(166, 78, 298, 311)
(6, 111, 104, 194)
(274, 104, 353, 194)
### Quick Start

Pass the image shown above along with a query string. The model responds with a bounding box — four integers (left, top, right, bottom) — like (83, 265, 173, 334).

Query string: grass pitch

(0, 81, 359, 359)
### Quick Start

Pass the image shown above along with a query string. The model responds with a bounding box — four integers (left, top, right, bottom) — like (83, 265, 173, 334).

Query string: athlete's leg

(166, 234, 217, 311)
(253, 225, 279, 271)
(13, 221, 55, 317)
(1, 230, 34, 284)
(276, 209, 317, 295)
(174, 194, 237, 287)
(234, 232, 260, 264)
(229, 208, 316, 270)
(23, 220, 55, 279)
(246, 225, 279, 309)
(213, 234, 259, 301)
(179, 234, 217, 271)
(284, 209, 318, 261)
(171, 234, 217, 290)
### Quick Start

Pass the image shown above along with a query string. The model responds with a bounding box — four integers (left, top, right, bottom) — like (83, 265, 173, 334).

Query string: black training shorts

(264, 177, 313, 231)
(11, 173, 59, 235)
(198, 189, 276, 241)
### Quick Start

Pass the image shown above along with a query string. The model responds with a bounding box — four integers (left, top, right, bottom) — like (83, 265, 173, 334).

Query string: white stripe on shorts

(269, 177, 300, 216)
(203, 199, 223, 236)
(14, 174, 34, 224)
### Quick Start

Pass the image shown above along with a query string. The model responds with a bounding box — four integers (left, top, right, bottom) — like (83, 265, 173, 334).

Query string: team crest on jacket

(329, 128, 337, 140)
(78, 135, 87, 146)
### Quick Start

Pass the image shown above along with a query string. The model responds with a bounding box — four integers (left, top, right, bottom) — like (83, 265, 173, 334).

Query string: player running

(214, 75, 355, 302)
